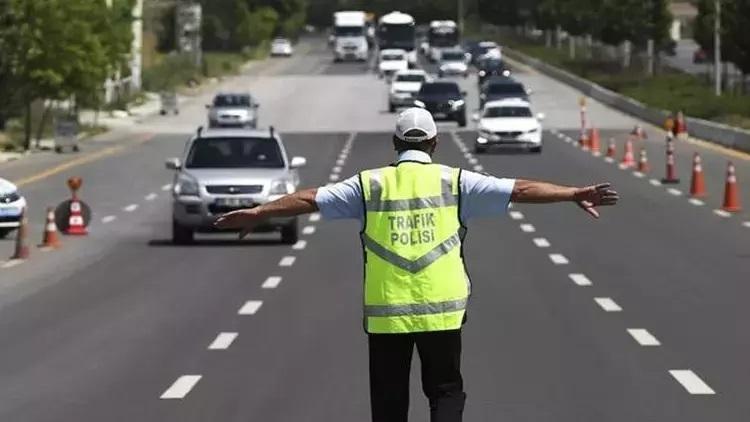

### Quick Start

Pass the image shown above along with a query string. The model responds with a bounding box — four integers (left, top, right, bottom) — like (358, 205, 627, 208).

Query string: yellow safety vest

(359, 162, 469, 334)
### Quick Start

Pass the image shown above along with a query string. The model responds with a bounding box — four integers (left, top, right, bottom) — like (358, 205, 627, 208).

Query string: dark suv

(477, 57, 509, 86)
(414, 81, 467, 127)
(479, 77, 529, 108)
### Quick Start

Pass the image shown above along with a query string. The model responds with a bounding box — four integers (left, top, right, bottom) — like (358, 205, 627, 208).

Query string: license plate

(215, 198, 254, 207)
(433, 112, 447, 118)
(0, 207, 20, 217)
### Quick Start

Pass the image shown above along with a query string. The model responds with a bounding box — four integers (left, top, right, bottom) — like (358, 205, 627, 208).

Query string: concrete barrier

(504, 47, 750, 153)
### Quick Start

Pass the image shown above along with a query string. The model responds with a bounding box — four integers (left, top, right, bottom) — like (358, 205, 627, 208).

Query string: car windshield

(335, 26, 364, 37)
(185, 137, 284, 169)
(213, 95, 251, 107)
(419, 83, 460, 96)
(441, 52, 464, 61)
(484, 106, 532, 118)
(487, 83, 525, 95)
(396, 74, 425, 82)
(480, 59, 503, 69)
(273, 39, 289, 45)
(382, 53, 404, 61)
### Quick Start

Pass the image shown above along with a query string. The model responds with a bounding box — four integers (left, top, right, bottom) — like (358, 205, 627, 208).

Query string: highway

(0, 35, 749, 421)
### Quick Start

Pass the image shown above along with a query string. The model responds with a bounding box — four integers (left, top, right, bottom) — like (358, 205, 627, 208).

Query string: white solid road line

(123, 204, 138, 212)
(509, 211, 524, 220)
(519, 223, 535, 233)
(262, 276, 282, 289)
(279, 256, 296, 267)
(161, 183, 172, 191)
(627, 328, 661, 346)
(145, 193, 158, 201)
(713, 209, 732, 218)
(649, 179, 662, 186)
(208, 332, 238, 350)
(594, 297, 623, 312)
(669, 370, 716, 395)
(667, 188, 683, 196)
(292, 240, 307, 250)
(568, 273, 592, 286)
(532, 237, 551, 248)
(302, 226, 316, 235)
(548, 254, 569, 265)
(309, 213, 321, 222)
(238, 300, 263, 315)
(101, 215, 117, 224)
(160, 375, 202, 399)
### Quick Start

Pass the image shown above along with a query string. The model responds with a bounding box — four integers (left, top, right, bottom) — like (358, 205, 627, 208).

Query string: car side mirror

(526, 88, 533, 95)
(461, 91, 467, 96)
(253, 103, 260, 108)
(290, 156, 307, 169)
(205, 104, 211, 109)
(165, 157, 182, 170)
(413, 100, 426, 108)
(536, 113, 546, 121)
(471, 113, 480, 122)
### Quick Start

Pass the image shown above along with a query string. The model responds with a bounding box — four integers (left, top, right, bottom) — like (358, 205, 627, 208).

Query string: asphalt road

(0, 35, 749, 421)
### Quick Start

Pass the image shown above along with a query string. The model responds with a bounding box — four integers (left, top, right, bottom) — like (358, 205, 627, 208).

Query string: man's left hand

(573, 183, 619, 218)
(214, 208, 263, 239)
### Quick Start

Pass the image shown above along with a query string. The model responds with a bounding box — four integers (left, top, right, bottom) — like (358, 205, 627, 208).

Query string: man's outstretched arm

(214, 188, 319, 238)
(510, 180, 619, 218)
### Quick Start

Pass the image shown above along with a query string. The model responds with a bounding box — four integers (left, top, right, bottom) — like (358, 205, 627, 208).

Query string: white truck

(428, 20, 460, 62)
(333, 11, 369, 62)
(378, 11, 417, 68)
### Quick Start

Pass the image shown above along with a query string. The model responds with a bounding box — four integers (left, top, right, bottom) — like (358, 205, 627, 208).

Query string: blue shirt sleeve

(314, 175, 364, 221)
(459, 170, 516, 222)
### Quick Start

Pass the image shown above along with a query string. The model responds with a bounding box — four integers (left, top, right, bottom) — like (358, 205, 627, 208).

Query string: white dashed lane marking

(744, 221, 750, 228)
(548, 253, 569, 265)
(667, 188, 683, 196)
(262, 276, 282, 289)
(713, 209, 732, 218)
(145, 193, 158, 201)
(279, 256, 296, 267)
(594, 297, 622, 312)
(336, 159, 345, 166)
(669, 370, 716, 395)
(309, 213, 321, 222)
(509, 211, 524, 220)
(302, 226, 316, 235)
(329, 174, 340, 182)
(123, 204, 138, 212)
(473, 165, 484, 172)
(292, 240, 307, 250)
(532, 237, 550, 248)
(604, 157, 614, 163)
(161, 183, 172, 191)
(208, 332, 238, 350)
(519, 223, 535, 233)
(1, 260, 23, 269)
(632, 171, 645, 178)
(468, 157, 478, 165)
(101, 215, 117, 224)
(238, 300, 263, 315)
(627, 328, 661, 346)
(332, 166, 342, 174)
(160, 375, 202, 399)
(568, 273, 592, 286)
(688, 198, 705, 206)
(649, 179, 662, 186)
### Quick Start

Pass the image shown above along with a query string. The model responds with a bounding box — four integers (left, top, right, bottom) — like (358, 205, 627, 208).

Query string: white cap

(395, 107, 437, 142)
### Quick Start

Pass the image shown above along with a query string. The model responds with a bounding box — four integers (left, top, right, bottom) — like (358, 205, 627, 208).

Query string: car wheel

(172, 220, 194, 244)
(72, 144, 80, 152)
(160, 110, 167, 116)
(438, 71, 444, 78)
(457, 114, 467, 127)
(54, 146, 62, 153)
(474, 145, 487, 154)
(388, 102, 395, 113)
(281, 220, 299, 245)
(0, 228, 13, 239)
(530, 146, 543, 153)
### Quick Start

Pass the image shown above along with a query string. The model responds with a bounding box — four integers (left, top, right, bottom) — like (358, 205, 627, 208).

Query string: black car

(477, 57, 509, 86)
(415, 81, 467, 127)
(479, 78, 529, 108)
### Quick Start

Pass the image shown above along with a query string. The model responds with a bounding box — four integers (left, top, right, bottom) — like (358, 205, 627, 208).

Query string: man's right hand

(214, 208, 264, 239)
(573, 183, 619, 218)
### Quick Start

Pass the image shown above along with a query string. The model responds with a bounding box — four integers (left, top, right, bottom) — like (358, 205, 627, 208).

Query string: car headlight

(449, 99, 465, 109)
(478, 70, 486, 77)
(174, 174, 199, 196)
(270, 180, 294, 195)
(526, 128, 539, 134)
(478, 128, 492, 138)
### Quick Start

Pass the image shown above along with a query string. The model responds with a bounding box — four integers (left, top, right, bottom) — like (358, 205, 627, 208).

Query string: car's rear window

(441, 52, 464, 61)
(487, 83, 525, 95)
(484, 106, 532, 118)
(419, 83, 460, 95)
(213, 95, 251, 107)
(382, 53, 404, 61)
(186, 137, 284, 169)
(396, 74, 425, 82)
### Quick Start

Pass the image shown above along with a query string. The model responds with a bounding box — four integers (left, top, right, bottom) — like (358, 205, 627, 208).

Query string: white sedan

(388, 69, 430, 112)
(473, 99, 545, 153)
(378, 49, 408, 79)
(0, 178, 27, 238)
(270, 38, 293, 57)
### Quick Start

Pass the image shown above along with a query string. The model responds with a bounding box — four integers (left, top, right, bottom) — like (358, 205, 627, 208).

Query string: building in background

(669, 1, 698, 41)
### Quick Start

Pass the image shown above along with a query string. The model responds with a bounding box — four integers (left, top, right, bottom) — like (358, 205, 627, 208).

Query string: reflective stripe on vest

(360, 163, 469, 334)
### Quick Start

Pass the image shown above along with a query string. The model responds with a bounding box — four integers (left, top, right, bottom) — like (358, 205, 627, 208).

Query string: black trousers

(368, 329, 466, 422)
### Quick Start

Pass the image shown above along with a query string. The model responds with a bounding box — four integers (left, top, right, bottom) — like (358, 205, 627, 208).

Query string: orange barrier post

(606, 138, 616, 159)
(675, 110, 688, 140)
(10, 209, 30, 260)
(637, 147, 649, 173)
(661, 135, 680, 184)
(689, 153, 706, 198)
(65, 177, 88, 236)
(620, 138, 635, 168)
(721, 162, 742, 212)
(589, 127, 601, 155)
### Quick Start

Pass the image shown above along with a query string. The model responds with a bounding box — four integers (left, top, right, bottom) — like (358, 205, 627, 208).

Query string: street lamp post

(457, 0, 464, 34)
(714, 0, 721, 96)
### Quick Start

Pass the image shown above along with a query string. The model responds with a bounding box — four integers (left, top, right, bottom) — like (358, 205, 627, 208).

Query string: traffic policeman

(215, 107, 619, 422)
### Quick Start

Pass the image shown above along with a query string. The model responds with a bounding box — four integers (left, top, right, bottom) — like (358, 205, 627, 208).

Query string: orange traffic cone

(606, 138, 616, 158)
(66, 199, 88, 235)
(662, 136, 680, 184)
(578, 129, 589, 149)
(38, 207, 61, 249)
(620, 138, 635, 168)
(675, 111, 688, 140)
(689, 153, 706, 198)
(637, 147, 649, 173)
(10, 208, 30, 260)
(721, 161, 742, 212)
(589, 127, 601, 155)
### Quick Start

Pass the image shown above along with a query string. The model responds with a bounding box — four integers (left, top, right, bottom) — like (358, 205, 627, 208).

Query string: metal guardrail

(504, 47, 750, 153)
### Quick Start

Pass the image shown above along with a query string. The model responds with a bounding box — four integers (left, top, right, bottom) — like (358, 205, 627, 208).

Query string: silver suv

(165, 127, 307, 244)
(206, 92, 259, 128)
